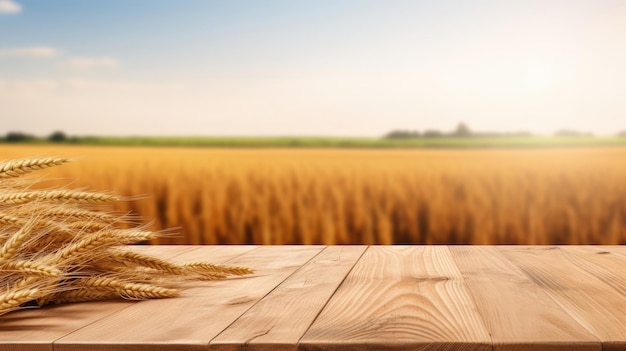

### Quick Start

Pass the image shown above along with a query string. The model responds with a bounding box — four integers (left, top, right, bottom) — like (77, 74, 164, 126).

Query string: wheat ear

(0, 157, 69, 179)
(1, 260, 62, 277)
(0, 212, 20, 225)
(181, 262, 253, 276)
(52, 288, 119, 304)
(0, 288, 42, 314)
(0, 215, 91, 239)
(0, 190, 120, 204)
(37, 207, 115, 221)
(76, 276, 179, 299)
(0, 223, 35, 263)
(55, 230, 156, 261)
(110, 250, 184, 274)
(108, 251, 252, 279)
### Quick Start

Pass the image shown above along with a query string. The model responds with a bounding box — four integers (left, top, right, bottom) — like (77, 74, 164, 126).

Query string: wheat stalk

(0, 156, 253, 316)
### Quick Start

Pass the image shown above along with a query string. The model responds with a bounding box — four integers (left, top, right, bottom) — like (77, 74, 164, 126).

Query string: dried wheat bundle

(0, 157, 252, 316)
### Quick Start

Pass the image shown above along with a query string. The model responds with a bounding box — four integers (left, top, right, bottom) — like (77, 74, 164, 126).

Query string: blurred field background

(2, 145, 624, 245)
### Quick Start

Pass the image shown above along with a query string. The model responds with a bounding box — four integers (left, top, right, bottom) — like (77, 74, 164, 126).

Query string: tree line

(1, 125, 625, 143)
(385, 122, 626, 139)
(1, 131, 70, 143)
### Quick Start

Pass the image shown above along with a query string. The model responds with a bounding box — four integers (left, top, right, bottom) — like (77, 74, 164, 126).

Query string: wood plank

(0, 245, 198, 351)
(499, 246, 626, 351)
(299, 246, 491, 351)
(563, 247, 626, 351)
(55, 245, 324, 351)
(450, 246, 599, 351)
(603, 246, 626, 259)
(561, 246, 626, 296)
(209, 246, 367, 351)
(141, 245, 258, 266)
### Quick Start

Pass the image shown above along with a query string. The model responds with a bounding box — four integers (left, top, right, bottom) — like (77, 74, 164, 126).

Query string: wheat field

(1, 145, 624, 245)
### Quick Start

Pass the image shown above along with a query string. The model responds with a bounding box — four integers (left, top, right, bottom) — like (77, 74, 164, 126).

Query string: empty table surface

(1, 245, 625, 351)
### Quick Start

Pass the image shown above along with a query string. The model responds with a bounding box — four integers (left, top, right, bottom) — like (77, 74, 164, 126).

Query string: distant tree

(423, 130, 444, 138)
(385, 130, 420, 139)
(453, 122, 472, 137)
(618, 130, 626, 137)
(5, 132, 34, 142)
(48, 131, 67, 142)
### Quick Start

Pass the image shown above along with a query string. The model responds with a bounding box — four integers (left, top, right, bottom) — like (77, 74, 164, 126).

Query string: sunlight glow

(0, 1, 624, 136)
(525, 64, 557, 92)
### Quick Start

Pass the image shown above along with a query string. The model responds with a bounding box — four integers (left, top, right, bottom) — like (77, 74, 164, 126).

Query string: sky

(1, 0, 625, 137)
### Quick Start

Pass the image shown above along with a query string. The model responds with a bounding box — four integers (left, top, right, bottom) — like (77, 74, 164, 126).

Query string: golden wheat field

(1, 145, 625, 245)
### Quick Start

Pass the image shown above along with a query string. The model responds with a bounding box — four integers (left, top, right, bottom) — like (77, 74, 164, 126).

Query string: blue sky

(1, 0, 625, 136)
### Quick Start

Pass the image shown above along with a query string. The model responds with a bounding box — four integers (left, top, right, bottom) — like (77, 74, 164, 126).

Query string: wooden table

(1, 245, 625, 351)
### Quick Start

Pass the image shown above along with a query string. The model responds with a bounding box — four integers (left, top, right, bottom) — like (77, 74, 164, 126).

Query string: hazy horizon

(2, 0, 626, 137)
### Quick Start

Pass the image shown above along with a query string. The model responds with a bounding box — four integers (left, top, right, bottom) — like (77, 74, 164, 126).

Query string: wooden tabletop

(1, 245, 625, 351)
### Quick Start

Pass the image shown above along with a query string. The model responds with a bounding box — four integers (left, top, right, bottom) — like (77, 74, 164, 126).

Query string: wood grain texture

(209, 246, 366, 351)
(0, 245, 197, 351)
(450, 246, 600, 351)
(153, 245, 257, 266)
(54, 245, 324, 351)
(602, 245, 626, 259)
(299, 246, 491, 351)
(499, 246, 626, 351)
(561, 246, 626, 295)
(2, 246, 626, 351)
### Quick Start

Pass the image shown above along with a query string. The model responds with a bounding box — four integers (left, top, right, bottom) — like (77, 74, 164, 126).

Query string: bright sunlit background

(1, 0, 625, 136)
